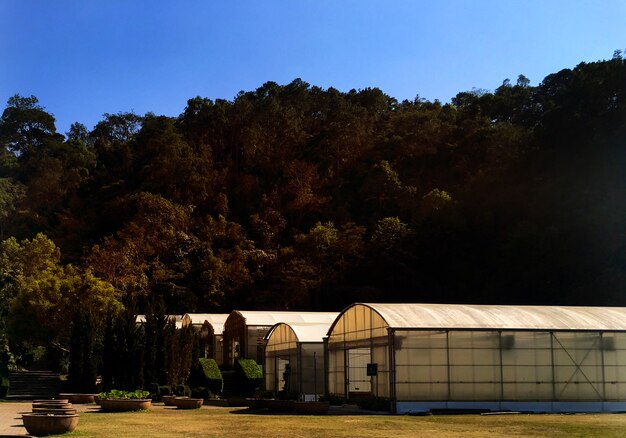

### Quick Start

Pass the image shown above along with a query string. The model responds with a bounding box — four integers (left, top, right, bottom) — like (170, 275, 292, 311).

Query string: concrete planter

(265, 399, 295, 412)
(22, 413, 79, 436)
(59, 393, 98, 404)
(227, 396, 250, 407)
(32, 402, 73, 410)
(32, 407, 78, 415)
(174, 397, 203, 409)
(99, 399, 152, 412)
(161, 395, 178, 406)
(294, 401, 330, 415)
(247, 398, 270, 410)
(33, 399, 69, 404)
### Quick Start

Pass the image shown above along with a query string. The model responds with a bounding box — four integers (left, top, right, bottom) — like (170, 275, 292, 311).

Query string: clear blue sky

(1, 0, 625, 135)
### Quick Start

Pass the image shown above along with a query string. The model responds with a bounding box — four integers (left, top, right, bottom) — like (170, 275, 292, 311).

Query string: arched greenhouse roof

(230, 310, 338, 327)
(183, 313, 229, 333)
(136, 314, 183, 328)
(328, 303, 626, 334)
(265, 321, 339, 343)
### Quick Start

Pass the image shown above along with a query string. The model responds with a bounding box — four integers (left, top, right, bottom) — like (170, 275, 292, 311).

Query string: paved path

(0, 402, 29, 436)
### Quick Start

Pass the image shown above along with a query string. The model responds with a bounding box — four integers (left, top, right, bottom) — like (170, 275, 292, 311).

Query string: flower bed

(98, 389, 152, 412)
(99, 398, 152, 412)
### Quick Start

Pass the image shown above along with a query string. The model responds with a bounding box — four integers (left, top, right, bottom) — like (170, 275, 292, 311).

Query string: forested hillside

(1, 54, 626, 338)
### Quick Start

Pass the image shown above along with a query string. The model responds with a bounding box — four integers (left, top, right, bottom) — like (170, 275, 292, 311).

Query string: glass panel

(300, 343, 325, 395)
(501, 331, 552, 400)
(327, 347, 345, 396)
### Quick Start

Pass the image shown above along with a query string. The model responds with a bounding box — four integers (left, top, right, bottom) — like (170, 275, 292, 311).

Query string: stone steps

(6, 371, 61, 400)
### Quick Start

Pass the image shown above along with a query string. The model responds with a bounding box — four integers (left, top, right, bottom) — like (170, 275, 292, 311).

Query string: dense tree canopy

(1, 54, 625, 347)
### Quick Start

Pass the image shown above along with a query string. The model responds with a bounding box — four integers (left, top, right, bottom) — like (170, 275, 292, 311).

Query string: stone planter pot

(161, 395, 178, 406)
(22, 413, 79, 436)
(265, 399, 295, 413)
(247, 398, 271, 410)
(227, 396, 249, 407)
(99, 399, 152, 412)
(32, 407, 78, 415)
(59, 393, 98, 404)
(174, 397, 203, 409)
(33, 399, 69, 404)
(294, 401, 330, 415)
(32, 402, 73, 410)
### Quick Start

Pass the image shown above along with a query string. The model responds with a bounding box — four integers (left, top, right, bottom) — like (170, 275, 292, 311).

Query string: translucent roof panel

(265, 322, 337, 343)
(183, 313, 229, 333)
(136, 314, 183, 327)
(337, 303, 626, 332)
(184, 313, 229, 325)
(232, 311, 338, 327)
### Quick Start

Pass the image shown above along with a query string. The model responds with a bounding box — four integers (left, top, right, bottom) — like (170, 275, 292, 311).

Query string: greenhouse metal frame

(182, 313, 229, 365)
(264, 321, 337, 399)
(223, 311, 338, 367)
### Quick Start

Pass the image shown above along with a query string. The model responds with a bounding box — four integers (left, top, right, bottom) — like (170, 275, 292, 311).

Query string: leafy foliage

(189, 358, 223, 394)
(0, 55, 625, 374)
(236, 358, 263, 395)
(99, 389, 150, 400)
(236, 358, 263, 380)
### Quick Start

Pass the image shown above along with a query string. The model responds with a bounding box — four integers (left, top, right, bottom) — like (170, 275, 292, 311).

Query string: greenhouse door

(276, 357, 290, 392)
(347, 348, 371, 401)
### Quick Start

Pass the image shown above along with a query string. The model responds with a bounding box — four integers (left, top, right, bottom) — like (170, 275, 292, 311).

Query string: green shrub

(235, 359, 262, 396)
(174, 384, 191, 396)
(189, 358, 223, 394)
(191, 386, 214, 400)
(159, 385, 171, 396)
(236, 359, 262, 380)
(0, 377, 9, 398)
(99, 389, 151, 400)
(356, 396, 391, 412)
(147, 382, 160, 400)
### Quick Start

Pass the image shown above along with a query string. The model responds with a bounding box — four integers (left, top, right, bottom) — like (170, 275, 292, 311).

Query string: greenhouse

(223, 311, 338, 367)
(264, 320, 337, 399)
(135, 314, 184, 328)
(182, 313, 229, 365)
(326, 303, 626, 413)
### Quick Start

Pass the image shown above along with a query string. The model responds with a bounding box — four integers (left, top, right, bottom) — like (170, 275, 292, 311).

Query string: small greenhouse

(326, 303, 626, 413)
(223, 311, 338, 367)
(264, 321, 337, 399)
(135, 314, 183, 329)
(182, 313, 229, 365)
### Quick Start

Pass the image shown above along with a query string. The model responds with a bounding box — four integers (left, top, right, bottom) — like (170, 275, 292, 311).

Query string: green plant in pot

(98, 389, 152, 412)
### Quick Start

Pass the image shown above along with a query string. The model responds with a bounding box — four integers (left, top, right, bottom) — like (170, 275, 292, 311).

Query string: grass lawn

(55, 405, 626, 438)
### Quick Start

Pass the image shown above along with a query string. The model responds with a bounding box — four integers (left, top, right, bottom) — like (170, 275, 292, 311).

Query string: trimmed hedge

(236, 359, 262, 380)
(188, 358, 223, 395)
(235, 359, 262, 395)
